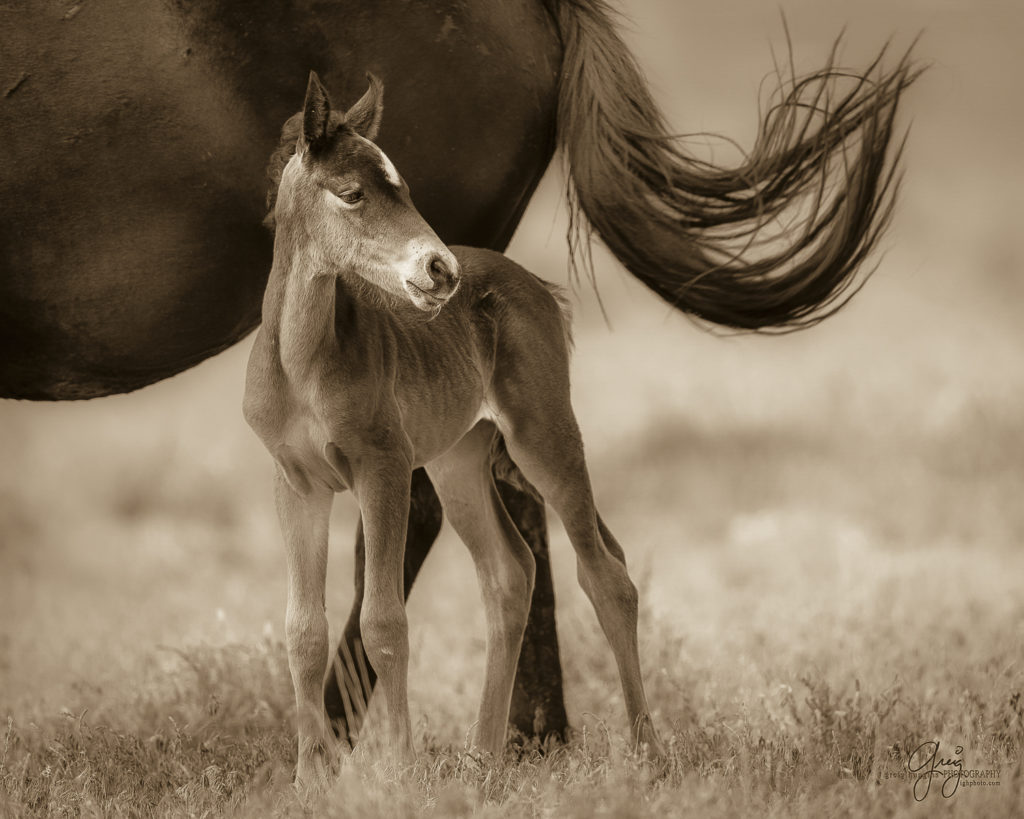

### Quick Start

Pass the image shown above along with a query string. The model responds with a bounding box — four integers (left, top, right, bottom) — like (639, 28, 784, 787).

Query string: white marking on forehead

(379, 150, 402, 188)
(357, 135, 402, 188)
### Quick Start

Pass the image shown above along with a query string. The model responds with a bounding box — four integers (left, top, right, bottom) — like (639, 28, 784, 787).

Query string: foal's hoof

(634, 715, 667, 762)
(294, 766, 330, 799)
(371, 741, 416, 781)
(294, 743, 336, 799)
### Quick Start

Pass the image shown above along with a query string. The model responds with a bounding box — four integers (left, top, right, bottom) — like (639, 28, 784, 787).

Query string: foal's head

(275, 72, 460, 311)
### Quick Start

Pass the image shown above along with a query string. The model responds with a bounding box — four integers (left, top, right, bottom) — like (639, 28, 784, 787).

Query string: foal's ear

(344, 73, 384, 140)
(301, 70, 332, 151)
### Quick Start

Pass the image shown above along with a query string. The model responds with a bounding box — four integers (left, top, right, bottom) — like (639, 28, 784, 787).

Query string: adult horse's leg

(325, 468, 568, 746)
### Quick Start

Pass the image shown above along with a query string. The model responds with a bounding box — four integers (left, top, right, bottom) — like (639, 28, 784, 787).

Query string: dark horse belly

(0, 0, 560, 399)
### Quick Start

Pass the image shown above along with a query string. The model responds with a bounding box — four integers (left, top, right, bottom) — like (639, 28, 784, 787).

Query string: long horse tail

(551, 1, 923, 330)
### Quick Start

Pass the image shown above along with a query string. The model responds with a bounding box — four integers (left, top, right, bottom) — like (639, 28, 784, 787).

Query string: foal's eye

(338, 189, 364, 205)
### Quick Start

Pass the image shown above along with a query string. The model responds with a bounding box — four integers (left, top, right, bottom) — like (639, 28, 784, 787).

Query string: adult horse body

(1, 0, 917, 748)
(0, 0, 562, 399)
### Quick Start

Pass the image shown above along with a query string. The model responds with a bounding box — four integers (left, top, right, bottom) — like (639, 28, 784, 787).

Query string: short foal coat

(244, 72, 661, 787)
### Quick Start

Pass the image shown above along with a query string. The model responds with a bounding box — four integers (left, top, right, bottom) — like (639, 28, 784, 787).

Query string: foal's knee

(360, 605, 409, 676)
(495, 558, 535, 638)
(285, 607, 329, 670)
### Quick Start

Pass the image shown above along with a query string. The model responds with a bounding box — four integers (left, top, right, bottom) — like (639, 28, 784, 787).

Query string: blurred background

(2, 0, 1022, 726)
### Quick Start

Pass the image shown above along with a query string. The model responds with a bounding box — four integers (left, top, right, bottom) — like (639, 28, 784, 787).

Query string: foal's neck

(263, 230, 341, 379)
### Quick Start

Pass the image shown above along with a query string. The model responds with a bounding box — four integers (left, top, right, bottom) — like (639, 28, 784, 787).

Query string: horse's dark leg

(497, 479, 569, 746)
(322, 519, 370, 746)
(324, 468, 569, 747)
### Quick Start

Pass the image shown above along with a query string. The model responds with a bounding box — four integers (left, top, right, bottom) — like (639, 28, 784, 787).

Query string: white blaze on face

(378, 149, 402, 188)
(357, 135, 402, 188)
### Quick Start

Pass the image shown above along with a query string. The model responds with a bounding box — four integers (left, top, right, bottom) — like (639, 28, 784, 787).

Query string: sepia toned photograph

(1, 1, 1021, 815)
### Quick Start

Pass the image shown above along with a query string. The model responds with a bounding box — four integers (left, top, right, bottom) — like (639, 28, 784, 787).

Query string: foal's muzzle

(404, 249, 461, 311)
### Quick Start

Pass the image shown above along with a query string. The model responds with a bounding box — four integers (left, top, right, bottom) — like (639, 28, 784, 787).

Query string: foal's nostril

(427, 255, 455, 291)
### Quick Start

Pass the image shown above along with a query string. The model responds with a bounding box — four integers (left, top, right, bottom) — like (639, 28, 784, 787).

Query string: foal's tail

(551, 0, 922, 330)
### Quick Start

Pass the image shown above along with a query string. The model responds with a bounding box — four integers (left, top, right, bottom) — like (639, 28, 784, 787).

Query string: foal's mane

(263, 109, 348, 229)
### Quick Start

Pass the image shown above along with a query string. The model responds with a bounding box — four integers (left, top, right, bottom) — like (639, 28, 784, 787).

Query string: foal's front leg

(355, 457, 415, 763)
(274, 469, 334, 789)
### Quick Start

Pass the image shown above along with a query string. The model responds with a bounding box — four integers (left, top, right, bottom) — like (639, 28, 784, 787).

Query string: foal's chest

(244, 335, 374, 495)
(244, 317, 492, 495)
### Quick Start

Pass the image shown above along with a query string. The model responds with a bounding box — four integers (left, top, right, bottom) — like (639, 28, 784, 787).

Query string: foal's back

(447, 245, 572, 378)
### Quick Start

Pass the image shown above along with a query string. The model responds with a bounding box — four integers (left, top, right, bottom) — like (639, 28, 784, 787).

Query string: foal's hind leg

(426, 421, 536, 755)
(498, 410, 664, 756)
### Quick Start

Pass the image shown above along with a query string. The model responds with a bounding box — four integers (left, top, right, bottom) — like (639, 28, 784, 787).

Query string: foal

(244, 72, 663, 786)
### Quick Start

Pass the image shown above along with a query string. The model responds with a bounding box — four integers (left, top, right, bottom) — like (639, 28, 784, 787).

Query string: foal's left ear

(344, 73, 384, 140)
(301, 70, 332, 151)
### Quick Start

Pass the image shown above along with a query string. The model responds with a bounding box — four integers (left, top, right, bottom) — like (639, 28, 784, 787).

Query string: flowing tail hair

(552, 0, 923, 330)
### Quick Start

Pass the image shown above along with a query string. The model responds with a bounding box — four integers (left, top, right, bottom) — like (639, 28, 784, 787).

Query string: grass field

(2, 1, 1023, 816)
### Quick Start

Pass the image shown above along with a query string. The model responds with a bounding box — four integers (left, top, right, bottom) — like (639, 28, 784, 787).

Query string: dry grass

(1, 576, 1021, 817)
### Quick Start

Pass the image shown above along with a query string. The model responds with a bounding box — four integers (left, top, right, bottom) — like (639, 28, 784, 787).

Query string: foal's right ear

(301, 71, 332, 151)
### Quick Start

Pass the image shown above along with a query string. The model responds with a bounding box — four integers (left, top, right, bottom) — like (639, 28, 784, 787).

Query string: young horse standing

(244, 72, 663, 786)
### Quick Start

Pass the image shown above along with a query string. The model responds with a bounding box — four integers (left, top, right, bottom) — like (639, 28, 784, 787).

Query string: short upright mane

(263, 109, 347, 228)
(263, 112, 301, 227)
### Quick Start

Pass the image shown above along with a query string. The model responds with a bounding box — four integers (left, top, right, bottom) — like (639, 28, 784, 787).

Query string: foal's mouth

(404, 280, 456, 311)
